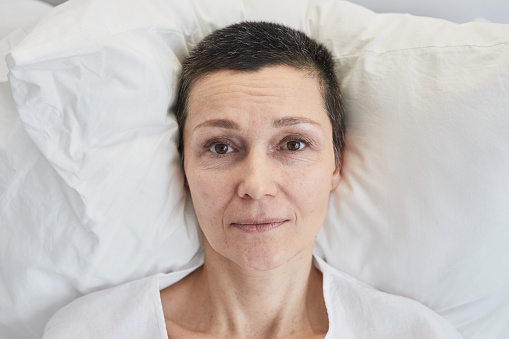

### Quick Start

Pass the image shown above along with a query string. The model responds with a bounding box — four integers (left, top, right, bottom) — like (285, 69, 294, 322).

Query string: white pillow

(3, 0, 509, 338)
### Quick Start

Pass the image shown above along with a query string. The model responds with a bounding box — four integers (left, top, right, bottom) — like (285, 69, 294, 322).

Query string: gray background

(39, 0, 66, 5)
(348, 0, 509, 24)
(38, 0, 509, 24)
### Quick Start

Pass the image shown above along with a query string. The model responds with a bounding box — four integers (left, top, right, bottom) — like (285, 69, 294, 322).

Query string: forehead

(186, 66, 328, 126)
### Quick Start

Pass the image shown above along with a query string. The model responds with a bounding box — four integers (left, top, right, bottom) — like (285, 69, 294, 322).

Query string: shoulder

(314, 257, 463, 339)
(42, 275, 164, 339)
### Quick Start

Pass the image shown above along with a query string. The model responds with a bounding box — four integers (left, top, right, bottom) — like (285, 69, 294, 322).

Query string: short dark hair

(174, 21, 345, 165)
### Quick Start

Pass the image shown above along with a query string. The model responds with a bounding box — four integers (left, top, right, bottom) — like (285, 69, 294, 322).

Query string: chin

(203, 230, 313, 272)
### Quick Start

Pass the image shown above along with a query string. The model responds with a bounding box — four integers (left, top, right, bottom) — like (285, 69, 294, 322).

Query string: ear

(330, 163, 341, 191)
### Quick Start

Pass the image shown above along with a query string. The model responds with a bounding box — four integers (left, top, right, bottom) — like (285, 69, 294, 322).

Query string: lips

(231, 218, 288, 234)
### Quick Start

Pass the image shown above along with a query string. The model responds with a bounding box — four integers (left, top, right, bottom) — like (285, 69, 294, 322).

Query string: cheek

(287, 164, 333, 227)
(185, 168, 232, 230)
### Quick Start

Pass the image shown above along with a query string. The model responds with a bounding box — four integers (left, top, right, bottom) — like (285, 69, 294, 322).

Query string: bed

(1, 0, 508, 338)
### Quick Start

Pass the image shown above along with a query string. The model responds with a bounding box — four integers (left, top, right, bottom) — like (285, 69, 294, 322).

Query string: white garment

(42, 256, 462, 338)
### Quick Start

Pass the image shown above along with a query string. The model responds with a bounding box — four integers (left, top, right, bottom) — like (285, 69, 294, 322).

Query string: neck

(197, 243, 327, 337)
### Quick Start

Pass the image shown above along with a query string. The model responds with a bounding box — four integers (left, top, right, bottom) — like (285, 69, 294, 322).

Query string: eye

(284, 139, 307, 151)
(209, 142, 234, 154)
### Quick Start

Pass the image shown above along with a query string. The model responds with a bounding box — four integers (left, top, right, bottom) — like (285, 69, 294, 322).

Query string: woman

(42, 22, 462, 338)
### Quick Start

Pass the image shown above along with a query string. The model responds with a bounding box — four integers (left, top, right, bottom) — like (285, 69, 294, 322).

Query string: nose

(237, 149, 277, 200)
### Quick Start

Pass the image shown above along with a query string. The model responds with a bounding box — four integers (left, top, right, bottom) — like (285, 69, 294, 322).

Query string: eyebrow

(194, 119, 240, 131)
(273, 117, 320, 128)
(193, 116, 320, 131)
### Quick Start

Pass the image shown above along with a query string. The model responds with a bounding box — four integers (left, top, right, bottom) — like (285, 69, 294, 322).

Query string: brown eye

(210, 143, 232, 154)
(286, 140, 304, 151)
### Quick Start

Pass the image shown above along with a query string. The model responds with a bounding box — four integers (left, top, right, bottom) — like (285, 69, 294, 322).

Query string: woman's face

(183, 65, 340, 271)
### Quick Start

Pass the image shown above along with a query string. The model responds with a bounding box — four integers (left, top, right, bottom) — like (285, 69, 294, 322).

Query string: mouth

(230, 218, 288, 234)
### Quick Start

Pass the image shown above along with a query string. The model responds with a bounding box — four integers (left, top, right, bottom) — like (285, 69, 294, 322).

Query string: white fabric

(42, 256, 462, 338)
(2, 0, 509, 338)
(0, 18, 60, 339)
